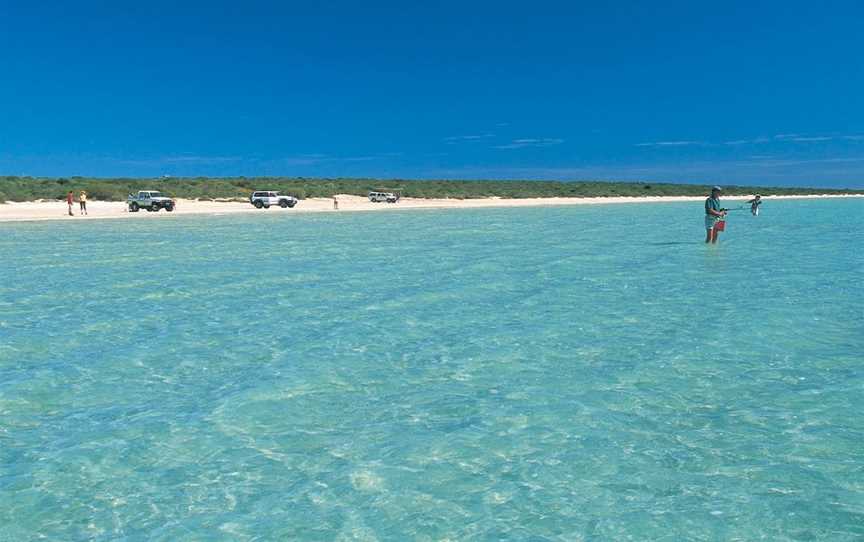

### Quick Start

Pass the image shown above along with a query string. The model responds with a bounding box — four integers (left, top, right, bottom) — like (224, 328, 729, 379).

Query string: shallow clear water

(1, 199, 863, 541)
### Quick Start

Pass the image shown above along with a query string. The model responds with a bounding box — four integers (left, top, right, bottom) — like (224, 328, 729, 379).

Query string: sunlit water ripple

(1, 199, 862, 540)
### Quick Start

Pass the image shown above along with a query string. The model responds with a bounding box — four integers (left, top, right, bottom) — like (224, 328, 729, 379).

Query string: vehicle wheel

(280, 200, 288, 208)
(288, 202, 296, 208)
(165, 204, 174, 212)
(130, 202, 139, 212)
(254, 200, 263, 209)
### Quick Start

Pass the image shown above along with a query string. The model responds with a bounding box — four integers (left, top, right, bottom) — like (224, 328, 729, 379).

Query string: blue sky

(1, 1, 863, 187)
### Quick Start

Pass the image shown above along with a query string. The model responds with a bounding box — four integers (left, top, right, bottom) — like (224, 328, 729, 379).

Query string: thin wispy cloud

(750, 156, 864, 167)
(635, 141, 702, 147)
(443, 134, 495, 144)
(774, 135, 861, 143)
(495, 138, 564, 149)
(782, 134, 864, 142)
(788, 136, 833, 142)
(281, 154, 383, 166)
(641, 133, 864, 148)
(768, 133, 864, 143)
(342, 156, 379, 162)
(722, 137, 769, 145)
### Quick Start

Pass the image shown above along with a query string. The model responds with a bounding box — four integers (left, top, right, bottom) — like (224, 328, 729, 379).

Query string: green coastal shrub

(0, 176, 861, 202)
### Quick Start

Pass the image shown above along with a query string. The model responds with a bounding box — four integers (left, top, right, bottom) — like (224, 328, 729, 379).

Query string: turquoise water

(1, 199, 862, 540)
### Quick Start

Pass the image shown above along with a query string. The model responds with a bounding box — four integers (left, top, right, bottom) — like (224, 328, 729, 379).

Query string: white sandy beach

(0, 194, 860, 223)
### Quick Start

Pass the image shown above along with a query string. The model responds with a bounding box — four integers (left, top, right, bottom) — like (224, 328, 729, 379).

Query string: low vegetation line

(1, 176, 862, 202)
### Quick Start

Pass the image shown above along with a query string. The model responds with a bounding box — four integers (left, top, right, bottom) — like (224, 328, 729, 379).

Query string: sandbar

(0, 194, 860, 223)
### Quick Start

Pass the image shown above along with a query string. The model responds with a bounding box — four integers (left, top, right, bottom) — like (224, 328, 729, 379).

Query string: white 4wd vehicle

(250, 191, 298, 209)
(127, 191, 175, 212)
(368, 191, 399, 203)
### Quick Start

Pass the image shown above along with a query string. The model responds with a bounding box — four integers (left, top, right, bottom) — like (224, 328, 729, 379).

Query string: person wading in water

(748, 194, 762, 216)
(704, 186, 727, 244)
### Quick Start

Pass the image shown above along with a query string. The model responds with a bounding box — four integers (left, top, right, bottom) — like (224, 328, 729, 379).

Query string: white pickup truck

(127, 191, 175, 212)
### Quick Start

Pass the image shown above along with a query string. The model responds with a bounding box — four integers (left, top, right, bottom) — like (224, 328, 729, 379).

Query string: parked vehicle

(368, 191, 400, 203)
(127, 191, 175, 212)
(249, 191, 298, 209)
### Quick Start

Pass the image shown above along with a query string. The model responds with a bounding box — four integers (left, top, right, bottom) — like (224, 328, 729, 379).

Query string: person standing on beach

(748, 194, 762, 216)
(79, 190, 88, 216)
(66, 191, 75, 216)
(333, 197, 339, 210)
(704, 186, 726, 244)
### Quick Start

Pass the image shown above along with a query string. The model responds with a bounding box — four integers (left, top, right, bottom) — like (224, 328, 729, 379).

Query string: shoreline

(1, 194, 861, 223)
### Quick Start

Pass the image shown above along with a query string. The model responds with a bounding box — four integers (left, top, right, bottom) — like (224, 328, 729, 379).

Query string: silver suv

(250, 191, 298, 209)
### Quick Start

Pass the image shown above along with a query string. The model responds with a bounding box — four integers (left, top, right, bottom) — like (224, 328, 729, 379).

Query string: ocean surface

(1, 199, 862, 541)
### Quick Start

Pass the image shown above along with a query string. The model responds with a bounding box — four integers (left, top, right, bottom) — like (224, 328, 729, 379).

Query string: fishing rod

(713, 206, 749, 231)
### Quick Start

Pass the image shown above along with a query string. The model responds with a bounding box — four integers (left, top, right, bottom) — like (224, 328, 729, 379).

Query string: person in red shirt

(66, 191, 75, 216)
